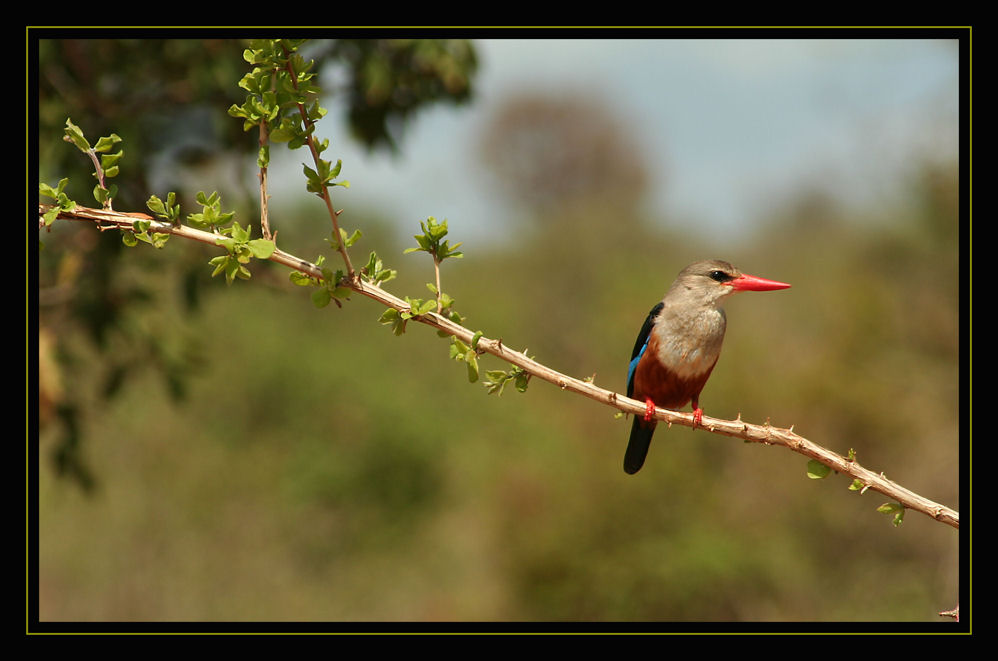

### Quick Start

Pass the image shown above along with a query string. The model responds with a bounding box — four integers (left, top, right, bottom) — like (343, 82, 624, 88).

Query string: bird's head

(670, 259, 791, 307)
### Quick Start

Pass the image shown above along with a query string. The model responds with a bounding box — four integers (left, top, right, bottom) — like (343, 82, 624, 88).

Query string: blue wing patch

(626, 302, 663, 397)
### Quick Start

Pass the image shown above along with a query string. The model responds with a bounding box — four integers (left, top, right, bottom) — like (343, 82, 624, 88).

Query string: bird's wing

(626, 302, 664, 398)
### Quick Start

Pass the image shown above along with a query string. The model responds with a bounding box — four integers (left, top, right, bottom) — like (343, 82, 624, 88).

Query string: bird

(624, 259, 790, 474)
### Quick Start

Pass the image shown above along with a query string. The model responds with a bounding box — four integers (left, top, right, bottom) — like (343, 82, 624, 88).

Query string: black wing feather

(626, 302, 663, 397)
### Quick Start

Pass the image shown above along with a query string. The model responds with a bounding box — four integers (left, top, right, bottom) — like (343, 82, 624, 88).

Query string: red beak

(728, 273, 791, 292)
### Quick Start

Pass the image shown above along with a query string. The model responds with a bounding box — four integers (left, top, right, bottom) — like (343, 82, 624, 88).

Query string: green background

(35, 37, 962, 624)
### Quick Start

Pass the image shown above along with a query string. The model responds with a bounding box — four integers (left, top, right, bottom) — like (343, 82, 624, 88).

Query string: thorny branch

(38, 203, 960, 532)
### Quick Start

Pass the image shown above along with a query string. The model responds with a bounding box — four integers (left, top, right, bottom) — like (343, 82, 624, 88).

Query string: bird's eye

(708, 270, 731, 282)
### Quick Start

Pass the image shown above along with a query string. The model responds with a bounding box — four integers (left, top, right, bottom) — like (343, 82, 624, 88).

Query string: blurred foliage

(478, 93, 649, 218)
(36, 37, 477, 491)
(35, 39, 960, 624)
(322, 39, 477, 151)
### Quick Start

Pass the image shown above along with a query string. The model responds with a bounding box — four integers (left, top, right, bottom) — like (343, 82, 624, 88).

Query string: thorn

(938, 604, 959, 622)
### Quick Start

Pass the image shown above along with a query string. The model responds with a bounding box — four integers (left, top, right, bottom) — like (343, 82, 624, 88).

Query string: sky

(273, 38, 960, 246)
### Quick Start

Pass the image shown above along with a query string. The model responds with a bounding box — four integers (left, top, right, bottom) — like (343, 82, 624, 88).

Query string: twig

(257, 118, 273, 241)
(280, 44, 353, 277)
(433, 257, 443, 314)
(38, 203, 960, 531)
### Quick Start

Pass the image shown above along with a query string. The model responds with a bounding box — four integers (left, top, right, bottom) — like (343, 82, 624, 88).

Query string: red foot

(692, 407, 703, 428)
(644, 398, 656, 422)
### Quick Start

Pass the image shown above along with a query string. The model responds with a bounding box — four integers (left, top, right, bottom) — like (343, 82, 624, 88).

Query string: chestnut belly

(631, 330, 717, 410)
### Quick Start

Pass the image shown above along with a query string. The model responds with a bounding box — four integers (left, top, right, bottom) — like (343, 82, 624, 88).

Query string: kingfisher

(624, 259, 790, 474)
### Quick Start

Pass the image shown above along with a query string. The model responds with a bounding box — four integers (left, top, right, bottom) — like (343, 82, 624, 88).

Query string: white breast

(651, 307, 726, 380)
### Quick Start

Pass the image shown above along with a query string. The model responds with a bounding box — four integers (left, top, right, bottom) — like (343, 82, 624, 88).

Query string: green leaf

(62, 118, 91, 152)
(101, 150, 123, 168)
(42, 206, 62, 225)
(39, 181, 62, 199)
(877, 502, 905, 527)
(209, 255, 228, 278)
(230, 222, 250, 243)
(93, 183, 109, 206)
(247, 238, 276, 259)
(290, 271, 314, 286)
(343, 228, 362, 247)
(483, 370, 509, 396)
(806, 460, 831, 479)
(196, 190, 217, 206)
(270, 124, 298, 143)
(94, 135, 122, 153)
(450, 338, 469, 359)
(466, 354, 479, 383)
(146, 195, 166, 215)
(311, 287, 332, 308)
(379, 308, 407, 335)
(327, 227, 361, 252)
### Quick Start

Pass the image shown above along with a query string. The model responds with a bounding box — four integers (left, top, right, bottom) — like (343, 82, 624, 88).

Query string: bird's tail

(624, 416, 656, 474)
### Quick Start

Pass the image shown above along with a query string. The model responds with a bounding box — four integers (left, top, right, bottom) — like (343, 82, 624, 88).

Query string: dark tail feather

(624, 417, 656, 474)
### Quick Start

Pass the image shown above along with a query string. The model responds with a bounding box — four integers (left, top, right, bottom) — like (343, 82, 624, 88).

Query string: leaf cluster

(360, 251, 397, 287)
(483, 363, 531, 396)
(186, 190, 236, 230)
(378, 297, 436, 336)
(146, 191, 182, 225)
(227, 39, 347, 193)
(404, 216, 463, 263)
(210, 221, 276, 284)
(62, 118, 123, 209)
(807, 453, 907, 527)
(289, 254, 352, 309)
(38, 178, 76, 226)
(122, 219, 170, 249)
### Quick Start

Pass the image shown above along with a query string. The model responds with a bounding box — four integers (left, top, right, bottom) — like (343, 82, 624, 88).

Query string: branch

(38, 203, 960, 531)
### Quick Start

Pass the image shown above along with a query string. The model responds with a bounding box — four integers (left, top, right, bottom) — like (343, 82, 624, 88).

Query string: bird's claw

(692, 407, 703, 428)
(643, 398, 656, 422)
